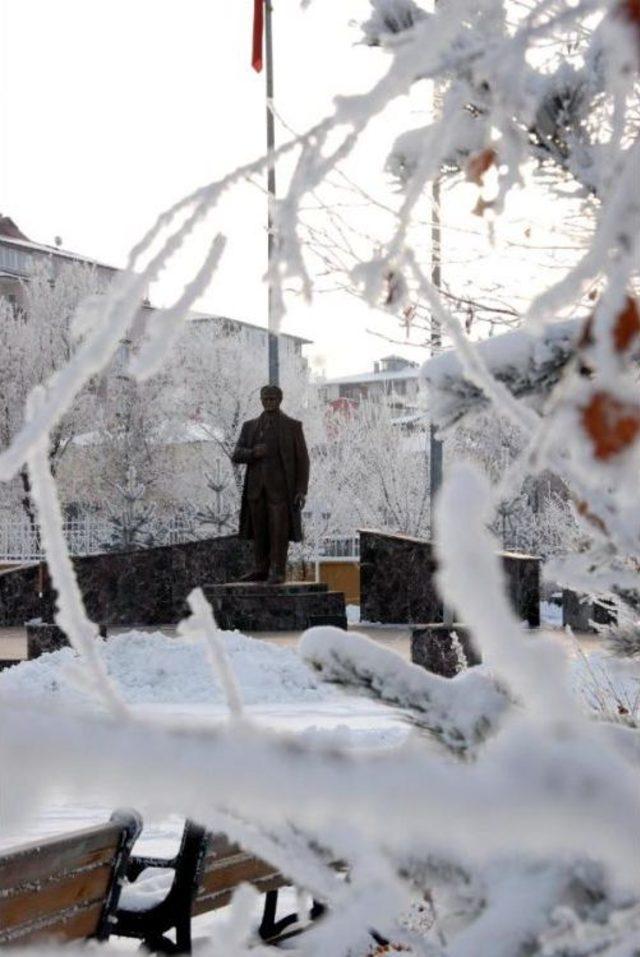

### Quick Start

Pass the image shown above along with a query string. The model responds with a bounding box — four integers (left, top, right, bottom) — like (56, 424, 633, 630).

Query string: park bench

(0, 808, 141, 948)
(112, 819, 326, 954)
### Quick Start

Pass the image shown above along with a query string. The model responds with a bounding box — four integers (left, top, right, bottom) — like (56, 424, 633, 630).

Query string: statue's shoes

(267, 572, 286, 585)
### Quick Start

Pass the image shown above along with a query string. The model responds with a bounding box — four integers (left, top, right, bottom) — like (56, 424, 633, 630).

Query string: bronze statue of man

(232, 385, 309, 584)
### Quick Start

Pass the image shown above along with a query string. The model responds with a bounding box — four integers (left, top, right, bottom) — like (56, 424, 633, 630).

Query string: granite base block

(360, 529, 540, 627)
(0, 660, 20, 672)
(411, 624, 480, 678)
(0, 535, 253, 628)
(562, 590, 617, 632)
(202, 582, 347, 632)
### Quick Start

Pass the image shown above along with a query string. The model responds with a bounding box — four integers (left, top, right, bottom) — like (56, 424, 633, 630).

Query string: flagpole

(264, 0, 279, 387)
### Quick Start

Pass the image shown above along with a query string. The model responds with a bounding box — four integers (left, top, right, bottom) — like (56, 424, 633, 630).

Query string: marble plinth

(562, 590, 617, 632)
(0, 563, 54, 629)
(411, 624, 480, 678)
(0, 535, 252, 628)
(360, 529, 540, 627)
(202, 581, 347, 632)
(26, 620, 108, 659)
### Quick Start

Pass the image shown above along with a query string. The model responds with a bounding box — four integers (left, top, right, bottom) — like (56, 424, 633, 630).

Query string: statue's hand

(252, 443, 267, 459)
(294, 493, 306, 510)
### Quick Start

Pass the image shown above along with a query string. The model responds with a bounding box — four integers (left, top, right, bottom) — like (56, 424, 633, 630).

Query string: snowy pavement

(0, 607, 597, 669)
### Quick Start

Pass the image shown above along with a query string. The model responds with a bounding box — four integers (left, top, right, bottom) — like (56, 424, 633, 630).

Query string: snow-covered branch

(300, 627, 509, 754)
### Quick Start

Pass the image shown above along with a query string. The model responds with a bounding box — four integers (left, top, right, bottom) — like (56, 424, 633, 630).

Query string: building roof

(0, 216, 30, 241)
(323, 366, 421, 386)
(188, 311, 312, 347)
(379, 354, 419, 365)
(0, 230, 119, 275)
(0, 218, 310, 348)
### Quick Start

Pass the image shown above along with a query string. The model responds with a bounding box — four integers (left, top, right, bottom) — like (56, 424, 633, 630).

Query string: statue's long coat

(232, 412, 310, 542)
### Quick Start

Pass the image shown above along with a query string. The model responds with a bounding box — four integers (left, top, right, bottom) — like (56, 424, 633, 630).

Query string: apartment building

(319, 354, 424, 423)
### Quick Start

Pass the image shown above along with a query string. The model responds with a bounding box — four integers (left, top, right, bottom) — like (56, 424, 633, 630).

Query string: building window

(0, 247, 31, 275)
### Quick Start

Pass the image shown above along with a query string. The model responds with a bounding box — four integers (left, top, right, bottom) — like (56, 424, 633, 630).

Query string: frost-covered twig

(25, 389, 128, 717)
(435, 463, 577, 723)
(422, 319, 581, 428)
(179, 587, 244, 719)
(130, 235, 227, 380)
(2, 701, 639, 888)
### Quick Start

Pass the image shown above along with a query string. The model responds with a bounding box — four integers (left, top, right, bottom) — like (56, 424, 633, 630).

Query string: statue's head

(260, 384, 283, 414)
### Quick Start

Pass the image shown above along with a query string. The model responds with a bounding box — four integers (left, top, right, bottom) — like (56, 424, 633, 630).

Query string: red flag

(252, 0, 264, 72)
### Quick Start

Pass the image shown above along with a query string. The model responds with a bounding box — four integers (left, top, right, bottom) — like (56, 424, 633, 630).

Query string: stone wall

(360, 529, 540, 627)
(0, 535, 252, 628)
(0, 563, 54, 627)
(411, 625, 480, 678)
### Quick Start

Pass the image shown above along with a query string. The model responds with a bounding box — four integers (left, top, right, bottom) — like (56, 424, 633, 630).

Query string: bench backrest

(0, 810, 140, 947)
(192, 834, 286, 917)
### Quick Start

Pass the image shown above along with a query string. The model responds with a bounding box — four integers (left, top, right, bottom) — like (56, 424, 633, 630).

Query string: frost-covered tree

(449, 410, 586, 557)
(298, 396, 432, 564)
(0, 259, 106, 529)
(102, 465, 157, 552)
(88, 365, 167, 544)
(297, 0, 640, 350)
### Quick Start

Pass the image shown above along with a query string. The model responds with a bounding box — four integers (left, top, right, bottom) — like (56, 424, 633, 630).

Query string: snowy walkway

(0, 620, 599, 669)
(0, 623, 415, 676)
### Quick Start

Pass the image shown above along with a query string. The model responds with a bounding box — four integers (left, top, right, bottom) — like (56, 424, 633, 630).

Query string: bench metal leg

(259, 891, 327, 944)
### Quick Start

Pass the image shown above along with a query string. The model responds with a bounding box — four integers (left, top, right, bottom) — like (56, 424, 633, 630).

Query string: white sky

(0, 0, 434, 377)
(0, 0, 585, 379)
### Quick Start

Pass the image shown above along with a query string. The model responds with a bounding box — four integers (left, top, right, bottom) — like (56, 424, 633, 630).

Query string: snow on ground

(346, 603, 360, 623)
(0, 629, 332, 708)
(571, 649, 640, 722)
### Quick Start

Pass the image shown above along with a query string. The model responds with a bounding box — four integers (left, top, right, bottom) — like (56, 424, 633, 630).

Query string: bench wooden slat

(3, 901, 105, 946)
(0, 863, 112, 935)
(193, 872, 286, 917)
(200, 855, 284, 893)
(193, 850, 287, 917)
(204, 835, 240, 857)
(0, 823, 122, 891)
(0, 811, 141, 949)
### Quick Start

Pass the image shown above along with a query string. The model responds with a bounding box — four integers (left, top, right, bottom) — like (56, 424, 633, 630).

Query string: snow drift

(0, 629, 332, 708)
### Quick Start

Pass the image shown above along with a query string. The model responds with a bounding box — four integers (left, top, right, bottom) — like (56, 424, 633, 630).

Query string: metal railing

(316, 536, 360, 559)
(0, 521, 362, 564)
(0, 517, 205, 562)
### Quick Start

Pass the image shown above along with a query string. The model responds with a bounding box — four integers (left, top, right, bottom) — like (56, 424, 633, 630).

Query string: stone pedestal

(0, 535, 252, 628)
(411, 624, 480, 678)
(26, 620, 108, 659)
(360, 529, 540, 627)
(562, 590, 617, 632)
(202, 582, 347, 632)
